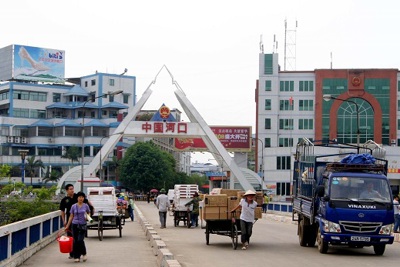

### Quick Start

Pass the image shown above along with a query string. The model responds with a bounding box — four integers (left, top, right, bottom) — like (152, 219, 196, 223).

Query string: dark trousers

(128, 206, 134, 221)
(159, 211, 167, 227)
(72, 224, 87, 259)
(240, 220, 253, 244)
(190, 213, 199, 227)
(394, 214, 400, 232)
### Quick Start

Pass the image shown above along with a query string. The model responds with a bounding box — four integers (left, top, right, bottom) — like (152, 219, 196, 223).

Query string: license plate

(350, 236, 370, 242)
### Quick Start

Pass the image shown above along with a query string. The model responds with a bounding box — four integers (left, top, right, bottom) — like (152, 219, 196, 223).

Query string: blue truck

(292, 139, 394, 255)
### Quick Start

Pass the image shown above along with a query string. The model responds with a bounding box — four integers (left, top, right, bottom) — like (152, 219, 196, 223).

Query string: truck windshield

(329, 176, 391, 202)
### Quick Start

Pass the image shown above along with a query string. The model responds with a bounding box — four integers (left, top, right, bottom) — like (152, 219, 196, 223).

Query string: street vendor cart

(87, 187, 123, 241)
(172, 184, 198, 227)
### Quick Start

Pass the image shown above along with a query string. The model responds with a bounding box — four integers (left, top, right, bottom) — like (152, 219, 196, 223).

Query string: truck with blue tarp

(292, 138, 394, 255)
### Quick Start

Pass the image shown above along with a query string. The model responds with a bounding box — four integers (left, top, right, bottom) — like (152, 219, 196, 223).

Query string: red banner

(174, 126, 251, 152)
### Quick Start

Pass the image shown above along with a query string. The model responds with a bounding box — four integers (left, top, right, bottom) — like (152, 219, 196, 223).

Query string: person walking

(231, 190, 258, 250)
(185, 192, 201, 228)
(65, 192, 91, 263)
(155, 188, 170, 228)
(393, 195, 400, 233)
(128, 197, 135, 221)
(262, 193, 269, 213)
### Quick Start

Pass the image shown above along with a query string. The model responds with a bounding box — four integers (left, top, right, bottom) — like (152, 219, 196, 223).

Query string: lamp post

(18, 149, 29, 184)
(323, 94, 360, 147)
(80, 90, 123, 192)
(253, 137, 264, 180)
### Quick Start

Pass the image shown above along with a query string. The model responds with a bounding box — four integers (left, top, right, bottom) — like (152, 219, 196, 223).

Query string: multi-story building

(257, 52, 400, 200)
(0, 44, 190, 187)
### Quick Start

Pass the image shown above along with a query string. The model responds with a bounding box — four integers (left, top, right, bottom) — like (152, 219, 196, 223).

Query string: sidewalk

(21, 213, 158, 267)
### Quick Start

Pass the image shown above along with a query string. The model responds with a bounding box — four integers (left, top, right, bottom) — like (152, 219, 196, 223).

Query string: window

(299, 81, 314, 92)
(14, 108, 29, 118)
(30, 110, 46, 119)
(53, 93, 61, 102)
(85, 81, 88, 87)
(13, 90, 29, 100)
(109, 79, 115, 86)
(276, 182, 291, 196)
(299, 100, 313, 111)
(279, 119, 294, 130)
(91, 79, 96, 86)
(398, 119, 400, 130)
(279, 138, 293, 147)
(123, 94, 129, 104)
(279, 81, 294, 92)
(264, 54, 273, 75)
(277, 156, 291, 170)
(264, 138, 271, 147)
(265, 118, 271, 129)
(398, 81, 400, 92)
(280, 100, 294, 111)
(265, 80, 272, 91)
(265, 99, 272, 110)
(109, 95, 114, 102)
(299, 119, 314, 130)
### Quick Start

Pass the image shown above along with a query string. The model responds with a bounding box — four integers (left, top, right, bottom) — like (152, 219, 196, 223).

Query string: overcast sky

(2, 0, 399, 163)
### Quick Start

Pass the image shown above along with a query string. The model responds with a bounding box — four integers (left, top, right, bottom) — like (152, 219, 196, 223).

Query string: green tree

(119, 141, 176, 192)
(42, 169, 61, 183)
(62, 146, 81, 165)
(25, 156, 44, 185)
(0, 164, 11, 181)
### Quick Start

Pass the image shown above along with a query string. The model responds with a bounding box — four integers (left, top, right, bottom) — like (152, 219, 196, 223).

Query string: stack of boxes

(202, 189, 262, 220)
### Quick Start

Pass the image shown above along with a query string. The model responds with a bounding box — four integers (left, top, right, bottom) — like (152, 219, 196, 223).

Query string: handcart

(205, 211, 243, 249)
(87, 187, 123, 241)
(117, 198, 129, 225)
(172, 184, 198, 227)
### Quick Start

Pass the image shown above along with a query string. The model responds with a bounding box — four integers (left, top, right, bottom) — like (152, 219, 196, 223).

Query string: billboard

(12, 44, 65, 82)
(174, 126, 252, 152)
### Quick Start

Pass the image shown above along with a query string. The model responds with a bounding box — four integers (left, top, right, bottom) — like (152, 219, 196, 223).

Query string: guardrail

(267, 202, 293, 213)
(0, 210, 62, 267)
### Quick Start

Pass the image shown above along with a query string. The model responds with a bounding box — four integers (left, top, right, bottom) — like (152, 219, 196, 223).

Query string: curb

(135, 204, 182, 267)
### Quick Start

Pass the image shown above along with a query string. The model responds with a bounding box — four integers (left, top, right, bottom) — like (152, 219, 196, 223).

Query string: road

(136, 201, 400, 267)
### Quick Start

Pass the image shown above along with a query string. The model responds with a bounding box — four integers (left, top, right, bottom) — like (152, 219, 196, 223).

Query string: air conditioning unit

(14, 137, 20, 143)
(21, 137, 27, 144)
(7, 136, 13, 143)
(48, 138, 53, 143)
(391, 139, 396, 144)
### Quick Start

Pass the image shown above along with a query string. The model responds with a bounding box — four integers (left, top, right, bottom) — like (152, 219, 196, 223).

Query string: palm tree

(61, 146, 81, 169)
(25, 156, 44, 186)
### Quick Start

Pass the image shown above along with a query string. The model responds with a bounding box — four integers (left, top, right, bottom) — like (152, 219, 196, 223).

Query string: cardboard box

(255, 207, 262, 219)
(203, 206, 228, 220)
(220, 189, 240, 197)
(204, 194, 228, 207)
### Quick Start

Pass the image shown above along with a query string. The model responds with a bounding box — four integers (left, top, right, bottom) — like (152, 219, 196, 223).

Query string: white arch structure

(56, 66, 255, 194)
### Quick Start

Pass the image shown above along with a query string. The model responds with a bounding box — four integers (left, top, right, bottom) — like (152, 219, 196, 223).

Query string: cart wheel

(98, 218, 103, 241)
(231, 223, 238, 250)
(205, 222, 210, 245)
(118, 217, 122, 238)
(187, 212, 191, 228)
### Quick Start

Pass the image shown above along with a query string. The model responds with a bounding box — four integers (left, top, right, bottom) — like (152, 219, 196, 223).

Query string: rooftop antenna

(330, 52, 333, 69)
(259, 35, 264, 53)
(273, 34, 278, 53)
(284, 19, 298, 71)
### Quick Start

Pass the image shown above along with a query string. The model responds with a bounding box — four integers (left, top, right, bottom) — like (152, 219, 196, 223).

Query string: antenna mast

(284, 19, 298, 71)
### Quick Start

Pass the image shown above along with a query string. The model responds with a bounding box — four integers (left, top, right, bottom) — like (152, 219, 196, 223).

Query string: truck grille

(339, 221, 382, 233)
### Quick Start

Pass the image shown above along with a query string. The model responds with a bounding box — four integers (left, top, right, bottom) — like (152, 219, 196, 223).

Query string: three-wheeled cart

(172, 184, 198, 227)
(87, 187, 123, 241)
(205, 212, 242, 249)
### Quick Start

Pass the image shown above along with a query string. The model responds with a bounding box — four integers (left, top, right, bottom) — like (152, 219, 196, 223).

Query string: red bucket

(57, 231, 73, 253)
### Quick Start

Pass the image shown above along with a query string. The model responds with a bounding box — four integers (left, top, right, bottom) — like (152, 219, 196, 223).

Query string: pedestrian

(393, 195, 400, 233)
(155, 188, 170, 228)
(231, 190, 258, 250)
(185, 192, 201, 228)
(128, 197, 135, 221)
(262, 193, 269, 213)
(65, 191, 90, 263)
(146, 192, 151, 203)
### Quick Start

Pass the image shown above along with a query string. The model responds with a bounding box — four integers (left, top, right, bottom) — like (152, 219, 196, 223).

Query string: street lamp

(323, 94, 360, 147)
(18, 149, 29, 184)
(253, 137, 264, 180)
(80, 90, 123, 192)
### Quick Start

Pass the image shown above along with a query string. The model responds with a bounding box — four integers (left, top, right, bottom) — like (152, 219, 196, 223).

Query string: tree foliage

(119, 141, 176, 192)
(25, 156, 44, 185)
(62, 146, 81, 164)
(0, 165, 11, 181)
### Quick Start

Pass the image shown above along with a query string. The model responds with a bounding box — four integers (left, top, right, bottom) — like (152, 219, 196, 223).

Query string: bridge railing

(0, 210, 62, 267)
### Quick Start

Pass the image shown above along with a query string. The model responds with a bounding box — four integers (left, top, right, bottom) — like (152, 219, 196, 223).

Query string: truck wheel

(317, 227, 328, 254)
(298, 219, 308, 247)
(373, 244, 385, 256)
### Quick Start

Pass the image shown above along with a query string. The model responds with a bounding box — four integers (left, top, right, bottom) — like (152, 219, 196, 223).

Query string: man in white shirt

(393, 195, 400, 233)
(155, 188, 170, 228)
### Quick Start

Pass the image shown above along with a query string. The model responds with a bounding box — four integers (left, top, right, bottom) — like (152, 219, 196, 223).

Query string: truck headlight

(379, 224, 392, 235)
(322, 219, 341, 233)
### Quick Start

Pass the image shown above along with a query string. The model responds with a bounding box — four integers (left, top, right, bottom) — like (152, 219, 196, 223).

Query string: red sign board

(174, 126, 251, 152)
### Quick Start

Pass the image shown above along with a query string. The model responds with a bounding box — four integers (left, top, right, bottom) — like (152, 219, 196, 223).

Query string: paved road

(21, 212, 158, 267)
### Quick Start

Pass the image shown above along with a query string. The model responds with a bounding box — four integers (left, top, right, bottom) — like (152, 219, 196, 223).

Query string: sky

(1, 0, 400, 163)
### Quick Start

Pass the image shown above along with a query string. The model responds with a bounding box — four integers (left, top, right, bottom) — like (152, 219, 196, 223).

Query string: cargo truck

(292, 139, 394, 255)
